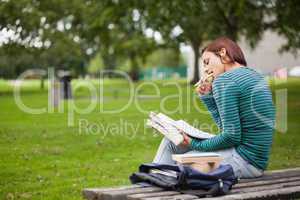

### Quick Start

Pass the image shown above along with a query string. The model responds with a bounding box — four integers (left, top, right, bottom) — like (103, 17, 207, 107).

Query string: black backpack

(129, 163, 238, 197)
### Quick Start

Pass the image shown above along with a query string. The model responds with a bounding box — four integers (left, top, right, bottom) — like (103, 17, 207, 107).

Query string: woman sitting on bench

(153, 37, 275, 179)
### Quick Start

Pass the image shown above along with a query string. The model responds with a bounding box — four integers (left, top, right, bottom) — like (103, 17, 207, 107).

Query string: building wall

(240, 31, 300, 74)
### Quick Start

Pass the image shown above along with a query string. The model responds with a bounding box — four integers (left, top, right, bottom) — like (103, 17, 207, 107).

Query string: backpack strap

(206, 179, 225, 196)
(179, 179, 226, 197)
(175, 164, 190, 190)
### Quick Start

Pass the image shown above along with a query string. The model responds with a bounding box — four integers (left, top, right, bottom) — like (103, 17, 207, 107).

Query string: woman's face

(200, 51, 225, 78)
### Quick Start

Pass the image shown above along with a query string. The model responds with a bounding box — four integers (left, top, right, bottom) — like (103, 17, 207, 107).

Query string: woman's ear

(219, 48, 227, 58)
(218, 48, 230, 64)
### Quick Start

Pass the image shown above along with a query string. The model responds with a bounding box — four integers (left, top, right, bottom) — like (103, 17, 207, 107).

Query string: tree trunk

(101, 52, 116, 78)
(40, 77, 44, 90)
(129, 53, 139, 82)
(191, 43, 200, 84)
(227, 12, 239, 42)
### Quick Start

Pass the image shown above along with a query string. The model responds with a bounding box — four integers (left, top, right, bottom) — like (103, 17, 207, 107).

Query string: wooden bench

(83, 167, 300, 200)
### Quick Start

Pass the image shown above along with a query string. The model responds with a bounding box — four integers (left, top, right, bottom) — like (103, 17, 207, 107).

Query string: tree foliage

(0, 0, 299, 81)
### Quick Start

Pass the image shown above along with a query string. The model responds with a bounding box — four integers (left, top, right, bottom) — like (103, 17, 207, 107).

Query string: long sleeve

(191, 76, 241, 151)
(200, 93, 223, 130)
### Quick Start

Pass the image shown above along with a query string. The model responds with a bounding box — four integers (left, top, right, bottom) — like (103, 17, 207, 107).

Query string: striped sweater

(191, 67, 275, 170)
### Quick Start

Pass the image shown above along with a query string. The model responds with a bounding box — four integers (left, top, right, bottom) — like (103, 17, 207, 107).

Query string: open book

(146, 112, 215, 146)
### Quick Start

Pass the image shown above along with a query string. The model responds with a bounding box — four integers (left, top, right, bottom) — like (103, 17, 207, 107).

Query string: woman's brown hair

(202, 37, 247, 66)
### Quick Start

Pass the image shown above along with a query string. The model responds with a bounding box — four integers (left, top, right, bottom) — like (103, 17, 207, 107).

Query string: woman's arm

(191, 76, 241, 151)
(200, 93, 223, 130)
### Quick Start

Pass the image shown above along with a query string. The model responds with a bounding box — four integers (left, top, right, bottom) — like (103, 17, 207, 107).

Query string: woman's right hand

(195, 68, 214, 95)
(195, 80, 212, 95)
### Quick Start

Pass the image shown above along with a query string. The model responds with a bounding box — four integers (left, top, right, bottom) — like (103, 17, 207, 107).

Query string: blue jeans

(153, 137, 264, 179)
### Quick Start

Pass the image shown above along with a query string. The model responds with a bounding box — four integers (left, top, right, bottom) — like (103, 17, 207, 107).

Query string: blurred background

(1, 0, 300, 82)
(0, 1, 300, 200)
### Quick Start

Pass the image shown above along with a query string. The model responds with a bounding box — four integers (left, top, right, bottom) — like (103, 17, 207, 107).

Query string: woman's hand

(195, 80, 212, 95)
(195, 68, 214, 95)
(180, 130, 192, 147)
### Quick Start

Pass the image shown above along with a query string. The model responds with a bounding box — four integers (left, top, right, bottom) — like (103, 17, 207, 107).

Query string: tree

(0, 0, 90, 78)
(1, 0, 300, 81)
(82, 0, 157, 81)
(138, 0, 267, 83)
(144, 48, 184, 68)
(267, 0, 300, 54)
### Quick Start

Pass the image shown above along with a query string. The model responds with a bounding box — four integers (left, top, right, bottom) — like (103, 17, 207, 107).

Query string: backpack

(129, 163, 238, 197)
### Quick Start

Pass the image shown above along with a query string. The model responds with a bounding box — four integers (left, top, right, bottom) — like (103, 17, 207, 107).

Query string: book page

(175, 120, 215, 139)
(152, 112, 215, 139)
(147, 117, 183, 145)
(147, 112, 215, 145)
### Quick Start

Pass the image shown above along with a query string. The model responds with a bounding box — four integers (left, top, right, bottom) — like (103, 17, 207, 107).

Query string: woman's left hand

(180, 131, 192, 147)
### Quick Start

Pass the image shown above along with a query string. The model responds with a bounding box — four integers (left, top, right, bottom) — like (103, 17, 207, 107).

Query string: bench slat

(127, 191, 180, 200)
(239, 168, 300, 183)
(101, 186, 163, 200)
(263, 167, 300, 174)
(142, 194, 198, 200)
(232, 180, 300, 194)
(202, 185, 300, 200)
(83, 185, 142, 200)
(234, 176, 300, 189)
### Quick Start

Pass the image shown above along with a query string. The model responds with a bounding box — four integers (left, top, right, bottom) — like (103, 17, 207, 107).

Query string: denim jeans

(153, 137, 264, 179)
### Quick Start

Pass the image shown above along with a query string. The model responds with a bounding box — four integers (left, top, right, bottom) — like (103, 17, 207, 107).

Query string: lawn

(0, 78, 300, 200)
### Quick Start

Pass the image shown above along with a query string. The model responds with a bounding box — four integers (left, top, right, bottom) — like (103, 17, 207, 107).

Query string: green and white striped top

(191, 67, 275, 170)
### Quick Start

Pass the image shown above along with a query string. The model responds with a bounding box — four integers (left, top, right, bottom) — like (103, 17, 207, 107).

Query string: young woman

(153, 37, 275, 179)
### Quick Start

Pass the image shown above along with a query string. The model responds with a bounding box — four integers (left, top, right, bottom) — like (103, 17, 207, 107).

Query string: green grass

(0, 78, 300, 200)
